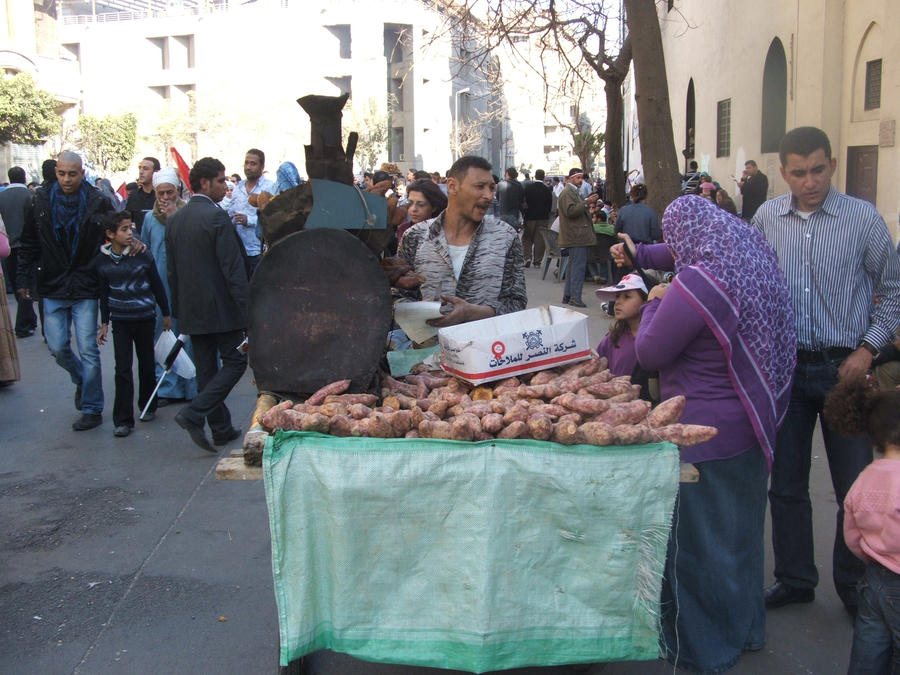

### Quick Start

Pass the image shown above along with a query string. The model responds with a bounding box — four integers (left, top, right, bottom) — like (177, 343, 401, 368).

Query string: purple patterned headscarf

(663, 195, 796, 469)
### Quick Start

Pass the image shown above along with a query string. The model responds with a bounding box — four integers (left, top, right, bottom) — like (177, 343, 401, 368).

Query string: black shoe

(156, 397, 173, 408)
(15, 330, 35, 338)
(568, 299, 587, 308)
(524, 261, 531, 268)
(75, 384, 82, 411)
(764, 581, 815, 608)
(213, 427, 242, 446)
(113, 425, 132, 437)
(139, 412, 155, 422)
(174, 411, 216, 453)
(562, 296, 570, 304)
(72, 413, 102, 431)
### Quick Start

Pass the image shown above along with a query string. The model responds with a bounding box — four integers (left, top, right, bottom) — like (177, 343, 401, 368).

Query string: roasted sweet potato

(579, 380, 634, 398)
(502, 403, 531, 425)
(471, 386, 493, 401)
(386, 409, 414, 435)
(348, 403, 373, 420)
(654, 423, 718, 446)
(427, 399, 450, 418)
(595, 400, 651, 426)
(481, 413, 504, 434)
(529, 369, 559, 385)
(612, 424, 656, 445)
(647, 395, 687, 427)
(300, 412, 331, 434)
(418, 420, 454, 439)
(551, 418, 580, 445)
(307, 379, 351, 405)
(497, 420, 527, 439)
(552, 392, 611, 415)
(324, 393, 379, 406)
(328, 414, 354, 437)
(450, 413, 482, 441)
(576, 422, 617, 446)
(527, 413, 554, 441)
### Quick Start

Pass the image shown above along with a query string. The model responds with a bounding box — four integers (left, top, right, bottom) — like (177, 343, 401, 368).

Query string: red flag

(169, 146, 193, 195)
(116, 182, 128, 202)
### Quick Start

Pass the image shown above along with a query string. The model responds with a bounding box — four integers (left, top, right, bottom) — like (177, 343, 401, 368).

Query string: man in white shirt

(227, 148, 276, 275)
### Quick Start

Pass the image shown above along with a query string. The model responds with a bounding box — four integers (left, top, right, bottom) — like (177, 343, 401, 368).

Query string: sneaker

(72, 413, 102, 431)
(75, 384, 82, 411)
(113, 425, 132, 437)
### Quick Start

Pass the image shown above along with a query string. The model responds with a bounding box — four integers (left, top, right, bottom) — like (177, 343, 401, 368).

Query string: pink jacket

(844, 458, 900, 574)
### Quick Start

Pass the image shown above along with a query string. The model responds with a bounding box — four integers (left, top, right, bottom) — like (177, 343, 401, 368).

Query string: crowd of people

(1, 124, 900, 674)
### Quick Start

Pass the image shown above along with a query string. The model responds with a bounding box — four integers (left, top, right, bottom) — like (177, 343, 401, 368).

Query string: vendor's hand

(128, 239, 146, 256)
(162, 316, 172, 331)
(16, 288, 31, 301)
(97, 323, 108, 346)
(427, 295, 495, 328)
(648, 282, 670, 302)
(838, 348, 874, 381)
(233, 213, 249, 227)
(610, 233, 637, 268)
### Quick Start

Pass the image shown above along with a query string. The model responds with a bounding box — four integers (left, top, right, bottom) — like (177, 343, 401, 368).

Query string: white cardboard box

(438, 305, 591, 385)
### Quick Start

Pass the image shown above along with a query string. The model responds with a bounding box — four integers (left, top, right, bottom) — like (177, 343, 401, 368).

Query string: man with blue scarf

(17, 151, 117, 431)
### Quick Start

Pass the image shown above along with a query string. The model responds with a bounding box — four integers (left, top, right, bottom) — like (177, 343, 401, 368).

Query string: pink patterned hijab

(663, 195, 796, 468)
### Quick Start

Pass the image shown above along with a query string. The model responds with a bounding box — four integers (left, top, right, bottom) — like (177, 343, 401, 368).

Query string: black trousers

(112, 319, 157, 427)
(183, 329, 247, 438)
(2, 252, 38, 335)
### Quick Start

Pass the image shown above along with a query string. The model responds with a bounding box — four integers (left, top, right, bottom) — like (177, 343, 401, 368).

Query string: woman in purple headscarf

(622, 195, 796, 673)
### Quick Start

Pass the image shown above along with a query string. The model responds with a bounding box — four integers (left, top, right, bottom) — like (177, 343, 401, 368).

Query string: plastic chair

(538, 228, 569, 282)
(592, 234, 617, 283)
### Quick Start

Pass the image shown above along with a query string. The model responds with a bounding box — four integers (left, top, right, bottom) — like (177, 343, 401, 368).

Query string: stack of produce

(259, 356, 717, 447)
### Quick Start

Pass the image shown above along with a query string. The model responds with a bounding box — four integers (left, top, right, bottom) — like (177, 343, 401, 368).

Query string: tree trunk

(623, 0, 682, 217)
(604, 82, 626, 208)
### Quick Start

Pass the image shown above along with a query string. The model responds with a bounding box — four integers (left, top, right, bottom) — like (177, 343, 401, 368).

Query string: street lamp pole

(454, 87, 470, 161)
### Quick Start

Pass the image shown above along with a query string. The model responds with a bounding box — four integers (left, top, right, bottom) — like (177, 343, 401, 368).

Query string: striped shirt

(752, 186, 900, 351)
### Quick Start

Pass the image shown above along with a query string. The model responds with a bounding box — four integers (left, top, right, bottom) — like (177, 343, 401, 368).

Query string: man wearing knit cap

(557, 168, 599, 308)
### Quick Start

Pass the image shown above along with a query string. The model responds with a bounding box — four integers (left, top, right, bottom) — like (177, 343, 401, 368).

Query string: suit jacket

(557, 184, 596, 248)
(165, 194, 249, 335)
(0, 184, 32, 246)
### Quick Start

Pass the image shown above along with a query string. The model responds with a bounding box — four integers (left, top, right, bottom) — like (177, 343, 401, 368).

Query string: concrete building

(48, 0, 602, 183)
(625, 0, 899, 240)
(0, 1, 80, 180)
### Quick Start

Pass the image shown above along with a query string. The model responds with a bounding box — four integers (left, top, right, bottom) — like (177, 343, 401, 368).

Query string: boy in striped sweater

(93, 211, 171, 437)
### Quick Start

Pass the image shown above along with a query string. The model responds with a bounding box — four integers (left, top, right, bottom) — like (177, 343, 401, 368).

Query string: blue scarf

(49, 181, 88, 259)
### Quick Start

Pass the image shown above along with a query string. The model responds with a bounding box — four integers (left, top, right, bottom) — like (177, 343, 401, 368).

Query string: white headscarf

(152, 166, 181, 189)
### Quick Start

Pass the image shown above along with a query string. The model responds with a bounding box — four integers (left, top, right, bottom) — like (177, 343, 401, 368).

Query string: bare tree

(428, 0, 679, 210)
(549, 80, 605, 177)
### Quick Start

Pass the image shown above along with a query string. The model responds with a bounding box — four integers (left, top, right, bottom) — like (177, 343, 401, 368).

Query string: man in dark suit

(737, 159, 768, 221)
(165, 157, 249, 452)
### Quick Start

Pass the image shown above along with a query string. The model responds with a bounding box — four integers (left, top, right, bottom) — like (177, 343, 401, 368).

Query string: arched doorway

(761, 38, 787, 153)
(683, 79, 695, 171)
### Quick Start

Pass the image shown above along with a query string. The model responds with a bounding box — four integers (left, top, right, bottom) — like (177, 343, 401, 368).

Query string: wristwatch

(857, 339, 879, 357)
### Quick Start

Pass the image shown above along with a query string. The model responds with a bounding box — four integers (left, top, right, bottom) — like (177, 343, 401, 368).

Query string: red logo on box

(491, 341, 506, 357)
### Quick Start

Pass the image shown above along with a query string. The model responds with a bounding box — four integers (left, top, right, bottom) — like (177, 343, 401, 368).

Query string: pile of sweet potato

(258, 356, 718, 447)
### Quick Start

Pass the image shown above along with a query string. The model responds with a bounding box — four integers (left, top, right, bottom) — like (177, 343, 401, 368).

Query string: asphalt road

(0, 267, 855, 674)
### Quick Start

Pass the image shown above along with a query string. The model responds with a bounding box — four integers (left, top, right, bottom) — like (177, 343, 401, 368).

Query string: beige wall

(643, 0, 898, 241)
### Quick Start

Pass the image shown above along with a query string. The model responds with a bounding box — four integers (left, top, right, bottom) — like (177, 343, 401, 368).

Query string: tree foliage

(0, 72, 61, 145)
(76, 112, 138, 173)
(344, 97, 388, 174)
(432, 0, 678, 209)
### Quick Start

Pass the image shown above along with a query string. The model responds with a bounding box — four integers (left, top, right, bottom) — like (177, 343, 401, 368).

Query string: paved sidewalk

(0, 271, 854, 673)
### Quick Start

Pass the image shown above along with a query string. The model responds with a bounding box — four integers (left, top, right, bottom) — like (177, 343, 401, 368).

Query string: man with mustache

(398, 155, 526, 327)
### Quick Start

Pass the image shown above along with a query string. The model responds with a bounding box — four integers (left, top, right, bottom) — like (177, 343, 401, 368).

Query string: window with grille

(865, 59, 882, 111)
(716, 99, 731, 157)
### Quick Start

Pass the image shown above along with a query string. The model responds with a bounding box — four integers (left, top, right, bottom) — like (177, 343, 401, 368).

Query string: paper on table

(394, 301, 443, 344)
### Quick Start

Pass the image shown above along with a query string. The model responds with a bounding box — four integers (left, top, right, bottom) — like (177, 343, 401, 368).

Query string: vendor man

(398, 155, 526, 326)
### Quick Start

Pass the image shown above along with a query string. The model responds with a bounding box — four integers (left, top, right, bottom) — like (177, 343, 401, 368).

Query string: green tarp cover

(264, 431, 679, 672)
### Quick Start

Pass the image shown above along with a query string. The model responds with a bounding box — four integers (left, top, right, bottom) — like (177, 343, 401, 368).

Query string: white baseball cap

(594, 273, 649, 301)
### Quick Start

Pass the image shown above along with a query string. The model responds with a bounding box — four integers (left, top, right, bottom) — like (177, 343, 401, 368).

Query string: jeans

(848, 561, 900, 674)
(563, 246, 587, 302)
(769, 357, 872, 603)
(112, 319, 156, 427)
(43, 298, 103, 415)
(521, 219, 547, 265)
(661, 447, 767, 674)
(181, 329, 247, 438)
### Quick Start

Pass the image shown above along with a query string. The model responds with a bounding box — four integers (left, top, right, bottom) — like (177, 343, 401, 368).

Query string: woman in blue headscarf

(274, 162, 301, 194)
